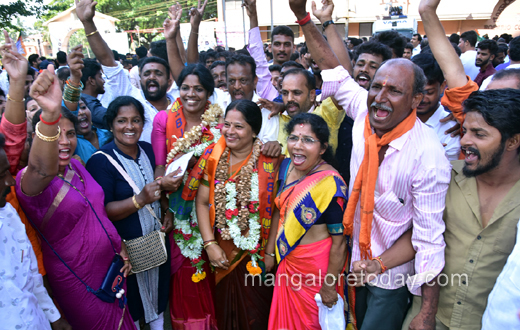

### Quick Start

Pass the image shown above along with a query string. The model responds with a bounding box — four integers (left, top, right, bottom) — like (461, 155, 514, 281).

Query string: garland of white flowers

(166, 103, 223, 164)
(185, 126, 221, 157)
(224, 172, 261, 251)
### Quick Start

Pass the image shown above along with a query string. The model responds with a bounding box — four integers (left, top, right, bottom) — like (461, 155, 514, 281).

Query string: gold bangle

(7, 94, 25, 103)
(132, 195, 142, 210)
(203, 241, 218, 249)
(86, 30, 99, 37)
(35, 122, 61, 142)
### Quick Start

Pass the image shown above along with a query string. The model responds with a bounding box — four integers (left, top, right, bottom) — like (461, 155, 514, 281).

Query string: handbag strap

(93, 150, 162, 227)
(21, 169, 119, 294)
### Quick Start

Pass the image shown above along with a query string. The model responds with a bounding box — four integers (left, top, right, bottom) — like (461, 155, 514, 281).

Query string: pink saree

(15, 159, 135, 330)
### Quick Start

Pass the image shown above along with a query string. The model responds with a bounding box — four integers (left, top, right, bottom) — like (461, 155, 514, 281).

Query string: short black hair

(27, 66, 36, 78)
(104, 96, 146, 130)
(136, 46, 148, 59)
(449, 33, 460, 44)
(28, 54, 39, 66)
(509, 36, 520, 62)
(225, 99, 262, 135)
(283, 68, 316, 91)
(177, 63, 215, 97)
(405, 43, 413, 51)
(32, 106, 78, 132)
(209, 60, 226, 71)
(411, 53, 444, 86)
(375, 31, 407, 57)
(81, 59, 102, 85)
(56, 66, 71, 81)
(112, 50, 120, 61)
(226, 54, 256, 79)
(496, 44, 509, 56)
(285, 113, 334, 164)
(413, 34, 423, 42)
(272, 25, 294, 42)
(139, 56, 171, 79)
(491, 68, 520, 89)
(269, 64, 282, 73)
(451, 42, 462, 56)
(290, 51, 300, 61)
(477, 39, 498, 55)
(463, 89, 520, 152)
(56, 51, 67, 64)
(355, 41, 393, 62)
(281, 60, 304, 70)
(460, 30, 478, 47)
(203, 50, 218, 63)
(150, 40, 168, 62)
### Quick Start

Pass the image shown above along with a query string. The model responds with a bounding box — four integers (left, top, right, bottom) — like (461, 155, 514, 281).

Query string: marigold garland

(166, 103, 223, 164)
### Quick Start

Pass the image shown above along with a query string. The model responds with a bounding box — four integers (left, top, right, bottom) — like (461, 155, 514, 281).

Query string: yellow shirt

(438, 160, 520, 329)
(277, 97, 345, 157)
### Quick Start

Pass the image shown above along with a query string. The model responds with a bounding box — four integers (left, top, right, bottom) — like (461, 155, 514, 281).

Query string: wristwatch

(322, 20, 335, 31)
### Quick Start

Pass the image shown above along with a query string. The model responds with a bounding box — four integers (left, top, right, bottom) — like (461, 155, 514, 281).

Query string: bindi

(382, 75, 389, 87)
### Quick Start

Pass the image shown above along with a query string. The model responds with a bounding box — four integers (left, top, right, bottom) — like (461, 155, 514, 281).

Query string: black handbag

(23, 174, 127, 307)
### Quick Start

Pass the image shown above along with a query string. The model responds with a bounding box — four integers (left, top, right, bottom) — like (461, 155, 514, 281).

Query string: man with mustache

(401, 1, 520, 329)
(76, 0, 175, 143)
(411, 53, 460, 160)
(473, 39, 498, 87)
(288, 0, 451, 329)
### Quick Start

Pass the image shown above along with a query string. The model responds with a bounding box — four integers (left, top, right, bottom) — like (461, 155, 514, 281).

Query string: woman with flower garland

(196, 99, 282, 330)
(151, 63, 223, 329)
(267, 113, 349, 330)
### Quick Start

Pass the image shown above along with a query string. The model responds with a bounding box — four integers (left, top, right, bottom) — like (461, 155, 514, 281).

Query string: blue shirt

(81, 93, 109, 130)
(481, 219, 520, 330)
(75, 127, 112, 163)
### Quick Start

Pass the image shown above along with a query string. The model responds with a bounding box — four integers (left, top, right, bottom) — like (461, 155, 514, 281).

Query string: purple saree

(15, 159, 135, 330)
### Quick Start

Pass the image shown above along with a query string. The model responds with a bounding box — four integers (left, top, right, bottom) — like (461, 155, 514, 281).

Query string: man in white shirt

(0, 134, 71, 330)
(412, 53, 460, 160)
(458, 30, 480, 80)
(411, 33, 422, 57)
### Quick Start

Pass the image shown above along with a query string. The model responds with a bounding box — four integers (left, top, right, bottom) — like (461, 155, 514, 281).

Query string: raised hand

(67, 45, 84, 83)
(242, 0, 257, 19)
(29, 65, 62, 117)
(418, 0, 441, 14)
(312, 0, 334, 24)
(164, 3, 182, 40)
(189, 0, 208, 29)
(289, 0, 308, 20)
(74, 0, 97, 23)
(0, 30, 28, 82)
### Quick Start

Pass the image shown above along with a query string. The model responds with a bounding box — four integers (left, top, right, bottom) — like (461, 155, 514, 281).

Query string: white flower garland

(224, 172, 261, 251)
(185, 126, 222, 157)
(173, 201, 204, 261)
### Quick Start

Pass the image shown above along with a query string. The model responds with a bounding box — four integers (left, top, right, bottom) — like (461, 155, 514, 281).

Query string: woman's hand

(0, 30, 28, 82)
(136, 180, 162, 206)
(319, 283, 338, 308)
(206, 244, 229, 270)
(264, 254, 276, 272)
(30, 64, 62, 121)
(68, 45, 84, 84)
(160, 167, 183, 191)
(119, 241, 132, 277)
(161, 210, 174, 233)
(164, 3, 182, 40)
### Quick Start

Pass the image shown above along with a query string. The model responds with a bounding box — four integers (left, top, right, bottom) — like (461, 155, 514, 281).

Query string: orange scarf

(343, 110, 417, 259)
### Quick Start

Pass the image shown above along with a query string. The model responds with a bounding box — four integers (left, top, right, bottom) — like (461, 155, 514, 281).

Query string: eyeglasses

(286, 135, 319, 146)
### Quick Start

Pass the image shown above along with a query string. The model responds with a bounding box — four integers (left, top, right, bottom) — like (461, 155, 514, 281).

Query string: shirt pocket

(374, 190, 406, 222)
(493, 215, 519, 255)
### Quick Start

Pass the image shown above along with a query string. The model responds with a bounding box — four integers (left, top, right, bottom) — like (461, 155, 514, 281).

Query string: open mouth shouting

(462, 147, 479, 164)
(78, 116, 90, 131)
(146, 80, 160, 94)
(370, 102, 393, 122)
(59, 147, 71, 161)
(355, 73, 371, 89)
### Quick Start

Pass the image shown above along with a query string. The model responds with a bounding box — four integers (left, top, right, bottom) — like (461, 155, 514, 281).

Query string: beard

(476, 58, 490, 68)
(462, 141, 505, 177)
(141, 80, 168, 101)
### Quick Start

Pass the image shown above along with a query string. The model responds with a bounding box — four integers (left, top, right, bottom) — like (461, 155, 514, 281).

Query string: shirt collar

(140, 91, 175, 110)
(424, 104, 445, 128)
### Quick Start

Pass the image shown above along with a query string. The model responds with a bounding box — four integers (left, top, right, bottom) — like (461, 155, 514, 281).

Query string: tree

(0, 0, 47, 32)
(42, 0, 218, 48)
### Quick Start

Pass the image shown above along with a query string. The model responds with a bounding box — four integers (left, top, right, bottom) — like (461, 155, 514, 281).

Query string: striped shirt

(321, 66, 451, 294)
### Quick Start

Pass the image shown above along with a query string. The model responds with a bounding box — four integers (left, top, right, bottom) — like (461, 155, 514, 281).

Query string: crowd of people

(1, 0, 520, 329)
